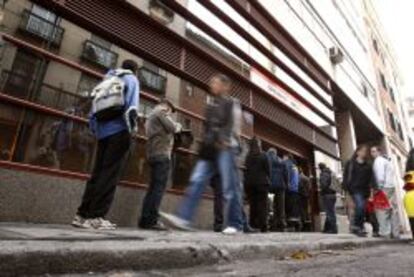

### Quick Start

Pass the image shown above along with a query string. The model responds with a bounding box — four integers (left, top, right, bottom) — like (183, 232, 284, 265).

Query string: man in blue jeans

(161, 74, 244, 234)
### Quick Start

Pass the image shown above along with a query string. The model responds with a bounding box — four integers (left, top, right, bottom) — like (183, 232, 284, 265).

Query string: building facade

(363, 0, 412, 231)
(0, 0, 410, 232)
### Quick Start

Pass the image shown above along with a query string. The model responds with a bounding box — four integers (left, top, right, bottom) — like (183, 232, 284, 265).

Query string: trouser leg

(139, 157, 170, 227)
(178, 159, 214, 222)
(384, 188, 401, 238)
(217, 149, 243, 230)
(323, 194, 337, 233)
(272, 190, 286, 230)
(211, 176, 224, 231)
(257, 191, 268, 232)
(352, 193, 366, 231)
(88, 131, 131, 218)
(77, 138, 106, 218)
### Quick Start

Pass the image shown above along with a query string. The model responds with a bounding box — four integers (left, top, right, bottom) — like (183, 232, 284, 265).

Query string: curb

(0, 236, 402, 275)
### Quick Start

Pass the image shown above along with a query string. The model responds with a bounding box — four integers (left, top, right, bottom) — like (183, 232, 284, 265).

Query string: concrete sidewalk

(0, 223, 404, 275)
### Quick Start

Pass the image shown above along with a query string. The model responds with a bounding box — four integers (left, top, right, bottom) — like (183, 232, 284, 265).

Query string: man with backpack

(138, 99, 182, 230)
(72, 60, 140, 230)
(161, 74, 244, 235)
(319, 163, 338, 234)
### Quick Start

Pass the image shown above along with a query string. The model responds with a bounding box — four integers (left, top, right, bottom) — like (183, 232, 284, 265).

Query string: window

(31, 4, 57, 23)
(388, 110, 396, 131)
(81, 36, 118, 69)
(186, 84, 194, 97)
(397, 122, 404, 141)
(206, 94, 213, 104)
(19, 4, 64, 46)
(148, 0, 174, 25)
(372, 38, 379, 54)
(139, 61, 167, 94)
(184, 118, 192, 129)
(77, 74, 100, 97)
(379, 72, 387, 90)
(361, 83, 368, 98)
(90, 35, 112, 49)
(389, 87, 396, 103)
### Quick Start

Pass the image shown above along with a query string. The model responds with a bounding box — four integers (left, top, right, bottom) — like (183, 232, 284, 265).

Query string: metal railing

(138, 67, 167, 94)
(19, 9, 64, 47)
(81, 40, 118, 69)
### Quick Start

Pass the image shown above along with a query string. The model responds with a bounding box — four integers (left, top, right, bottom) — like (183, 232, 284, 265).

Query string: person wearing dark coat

(319, 163, 338, 234)
(244, 137, 271, 232)
(343, 145, 373, 237)
(267, 148, 289, 231)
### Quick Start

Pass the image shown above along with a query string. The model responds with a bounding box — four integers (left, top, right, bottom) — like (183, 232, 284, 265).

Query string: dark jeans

(247, 189, 268, 232)
(352, 193, 367, 231)
(211, 175, 250, 232)
(366, 211, 379, 234)
(272, 189, 287, 231)
(77, 131, 131, 219)
(300, 195, 310, 231)
(322, 194, 337, 233)
(211, 176, 224, 231)
(139, 156, 171, 227)
(286, 191, 302, 231)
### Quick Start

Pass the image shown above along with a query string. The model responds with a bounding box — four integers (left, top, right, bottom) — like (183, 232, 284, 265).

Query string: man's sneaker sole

(159, 212, 193, 231)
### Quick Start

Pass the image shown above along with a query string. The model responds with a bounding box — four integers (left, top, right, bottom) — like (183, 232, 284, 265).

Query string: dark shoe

(214, 226, 223, 233)
(243, 225, 259, 234)
(352, 230, 367, 237)
(140, 222, 169, 231)
(372, 232, 380, 238)
(323, 230, 338, 234)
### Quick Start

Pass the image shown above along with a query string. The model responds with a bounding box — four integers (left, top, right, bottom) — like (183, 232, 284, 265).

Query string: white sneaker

(222, 227, 241, 235)
(159, 212, 193, 231)
(71, 215, 93, 229)
(90, 218, 117, 230)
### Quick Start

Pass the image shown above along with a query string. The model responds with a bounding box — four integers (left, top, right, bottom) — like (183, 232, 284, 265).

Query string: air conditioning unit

(329, 47, 344, 65)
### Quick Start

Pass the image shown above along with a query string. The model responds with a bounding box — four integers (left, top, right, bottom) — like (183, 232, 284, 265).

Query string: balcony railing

(19, 9, 64, 47)
(81, 40, 118, 69)
(138, 67, 167, 94)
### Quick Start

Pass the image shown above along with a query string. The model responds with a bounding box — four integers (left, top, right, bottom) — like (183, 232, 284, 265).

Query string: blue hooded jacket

(285, 159, 299, 193)
(267, 151, 289, 190)
(89, 69, 140, 140)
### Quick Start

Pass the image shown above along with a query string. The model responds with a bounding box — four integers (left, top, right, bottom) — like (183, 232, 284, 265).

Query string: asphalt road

(80, 243, 414, 277)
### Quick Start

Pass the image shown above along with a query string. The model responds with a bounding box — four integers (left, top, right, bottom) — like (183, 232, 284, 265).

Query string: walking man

(72, 60, 140, 230)
(161, 74, 244, 234)
(319, 163, 338, 234)
(371, 146, 400, 239)
(139, 99, 182, 230)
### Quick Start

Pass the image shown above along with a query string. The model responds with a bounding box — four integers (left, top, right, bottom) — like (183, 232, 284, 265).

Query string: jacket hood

(107, 69, 134, 77)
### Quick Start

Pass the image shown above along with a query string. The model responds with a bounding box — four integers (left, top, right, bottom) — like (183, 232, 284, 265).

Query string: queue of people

(71, 61, 410, 239)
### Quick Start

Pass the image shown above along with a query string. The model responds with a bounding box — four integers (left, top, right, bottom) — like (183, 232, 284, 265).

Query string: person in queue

(343, 145, 373, 237)
(138, 99, 182, 230)
(244, 137, 271, 232)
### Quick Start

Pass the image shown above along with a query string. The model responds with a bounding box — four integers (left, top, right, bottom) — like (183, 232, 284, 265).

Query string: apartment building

(0, 0, 410, 232)
(406, 97, 414, 139)
(364, 0, 411, 231)
(0, 0, 341, 229)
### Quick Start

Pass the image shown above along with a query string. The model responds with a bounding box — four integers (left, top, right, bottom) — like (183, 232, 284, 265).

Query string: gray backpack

(91, 70, 131, 121)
